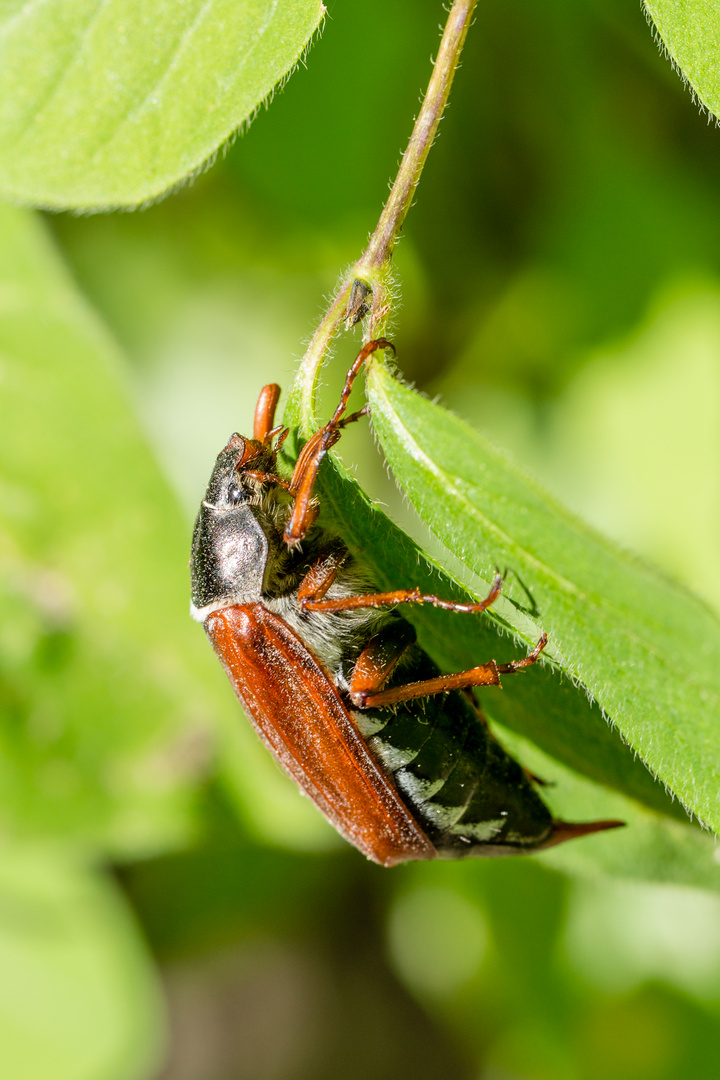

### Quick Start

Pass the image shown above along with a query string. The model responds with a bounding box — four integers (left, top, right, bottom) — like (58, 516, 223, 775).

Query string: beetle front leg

(284, 338, 394, 545)
(253, 383, 281, 443)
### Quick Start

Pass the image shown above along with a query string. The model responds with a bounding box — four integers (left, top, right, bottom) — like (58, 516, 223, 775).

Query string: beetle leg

(284, 338, 394, 545)
(460, 686, 489, 727)
(496, 635, 548, 673)
(314, 338, 393, 446)
(297, 543, 350, 603)
(299, 573, 505, 614)
(244, 470, 293, 491)
(337, 405, 370, 428)
(253, 384, 282, 443)
(274, 426, 290, 450)
(348, 621, 418, 702)
(349, 659, 500, 707)
(350, 635, 547, 708)
(299, 573, 547, 702)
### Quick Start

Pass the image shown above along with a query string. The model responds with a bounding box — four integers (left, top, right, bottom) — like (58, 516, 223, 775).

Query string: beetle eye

(227, 483, 249, 505)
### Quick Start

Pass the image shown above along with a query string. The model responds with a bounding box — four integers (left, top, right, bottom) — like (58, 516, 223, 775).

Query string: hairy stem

(287, 0, 477, 428)
(360, 0, 477, 273)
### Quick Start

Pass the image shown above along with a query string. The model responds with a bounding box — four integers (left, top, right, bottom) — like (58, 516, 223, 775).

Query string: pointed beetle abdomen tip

(541, 818, 626, 850)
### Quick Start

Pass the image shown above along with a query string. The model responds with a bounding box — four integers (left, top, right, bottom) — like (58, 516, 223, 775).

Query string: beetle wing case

(206, 603, 436, 866)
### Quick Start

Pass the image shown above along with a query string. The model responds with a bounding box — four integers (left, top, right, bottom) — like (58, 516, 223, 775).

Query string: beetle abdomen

(354, 644, 553, 856)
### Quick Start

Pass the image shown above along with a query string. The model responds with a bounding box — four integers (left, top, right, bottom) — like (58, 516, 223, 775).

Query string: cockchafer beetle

(190, 340, 623, 866)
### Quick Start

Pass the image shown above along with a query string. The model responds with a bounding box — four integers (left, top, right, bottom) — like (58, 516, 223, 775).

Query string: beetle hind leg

(496, 633, 548, 673)
(347, 628, 547, 710)
(297, 564, 548, 708)
(348, 621, 418, 705)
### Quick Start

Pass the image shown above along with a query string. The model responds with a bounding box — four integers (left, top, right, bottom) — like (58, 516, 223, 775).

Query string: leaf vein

(0, 0, 52, 40)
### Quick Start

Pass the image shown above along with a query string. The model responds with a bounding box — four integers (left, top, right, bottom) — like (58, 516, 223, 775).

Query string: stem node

(289, 0, 478, 427)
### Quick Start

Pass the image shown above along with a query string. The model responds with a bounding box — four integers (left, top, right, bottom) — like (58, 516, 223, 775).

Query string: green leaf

(0, 201, 230, 856)
(0, 200, 339, 860)
(366, 358, 720, 835)
(0, 844, 163, 1080)
(281, 355, 720, 887)
(496, 724, 720, 893)
(645, 1, 720, 119)
(0, 0, 325, 210)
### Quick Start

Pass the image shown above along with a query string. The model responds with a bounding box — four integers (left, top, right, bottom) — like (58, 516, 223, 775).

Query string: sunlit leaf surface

(24, 0, 720, 1071)
(0, 0, 325, 209)
(0, 846, 163, 1080)
(646, 1, 720, 118)
(366, 359, 720, 834)
(282, 353, 720, 889)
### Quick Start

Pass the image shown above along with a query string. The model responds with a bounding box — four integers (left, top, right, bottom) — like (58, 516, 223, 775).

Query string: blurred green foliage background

(1, 0, 720, 1077)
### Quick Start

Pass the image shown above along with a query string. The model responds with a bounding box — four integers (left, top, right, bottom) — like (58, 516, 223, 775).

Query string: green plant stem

(287, 0, 478, 429)
(360, 0, 477, 274)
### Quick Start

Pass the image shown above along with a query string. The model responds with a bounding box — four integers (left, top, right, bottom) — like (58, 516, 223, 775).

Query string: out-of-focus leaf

(545, 282, 720, 613)
(366, 359, 720, 834)
(645, 1, 720, 119)
(562, 876, 720, 1002)
(0, 844, 163, 1080)
(0, 0, 325, 210)
(494, 724, 720, 893)
(0, 202, 227, 855)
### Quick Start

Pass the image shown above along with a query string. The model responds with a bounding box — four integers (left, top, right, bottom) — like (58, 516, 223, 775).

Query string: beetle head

(201, 433, 269, 510)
